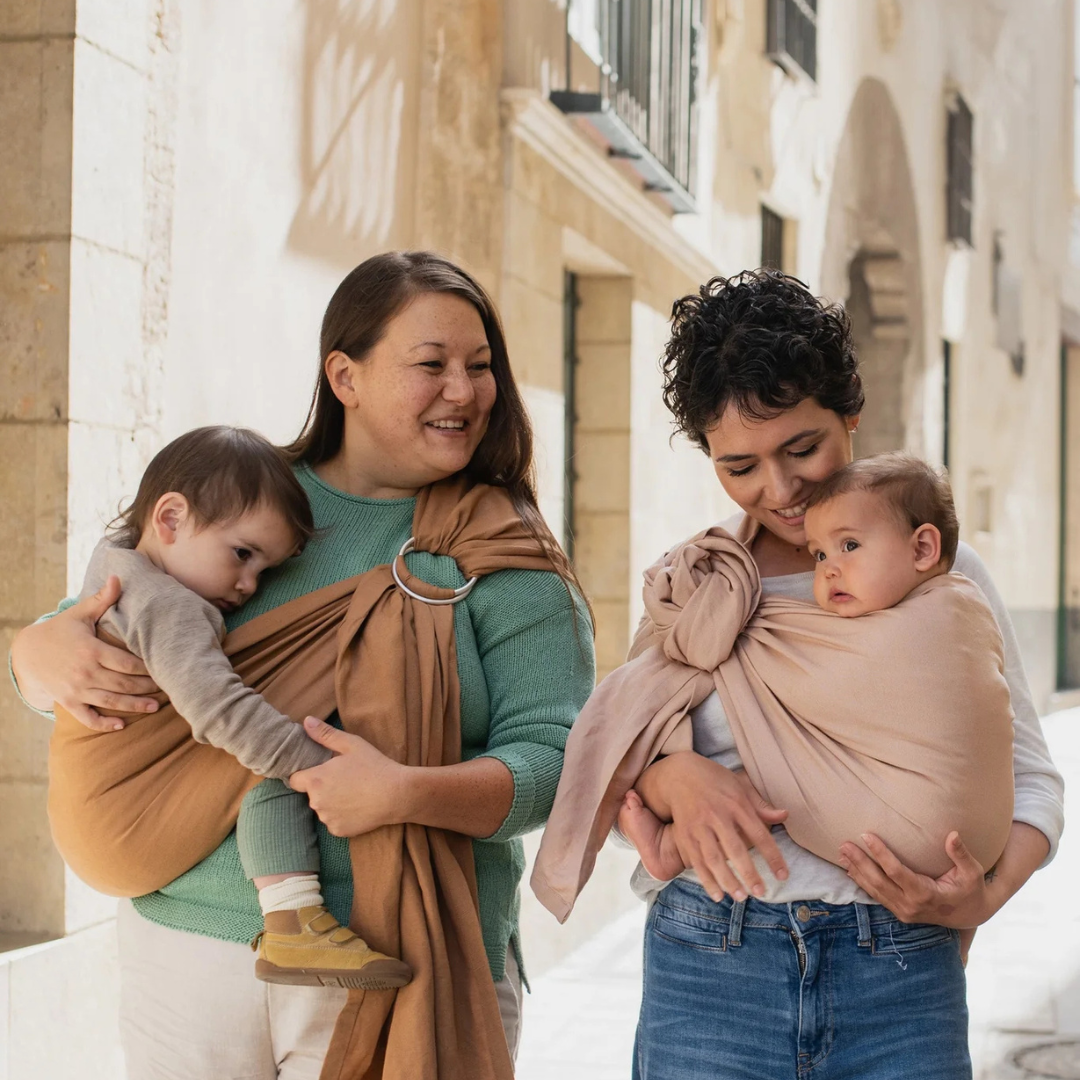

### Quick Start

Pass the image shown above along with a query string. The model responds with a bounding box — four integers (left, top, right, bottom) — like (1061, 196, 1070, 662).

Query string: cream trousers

(117, 900, 523, 1080)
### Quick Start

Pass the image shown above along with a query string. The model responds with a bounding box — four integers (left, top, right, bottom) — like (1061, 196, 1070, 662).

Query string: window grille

(766, 0, 817, 81)
(552, 0, 701, 213)
(947, 95, 974, 245)
(761, 206, 785, 270)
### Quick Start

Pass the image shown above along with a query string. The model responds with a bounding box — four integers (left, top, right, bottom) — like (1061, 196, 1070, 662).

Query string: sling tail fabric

(531, 519, 1014, 923)
(49, 478, 556, 1080)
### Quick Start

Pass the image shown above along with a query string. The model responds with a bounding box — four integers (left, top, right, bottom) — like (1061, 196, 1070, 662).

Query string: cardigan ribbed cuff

(477, 742, 564, 842)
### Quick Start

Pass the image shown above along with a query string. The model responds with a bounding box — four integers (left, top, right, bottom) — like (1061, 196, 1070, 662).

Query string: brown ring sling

(48, 479, 557, 1080)
(532, 517, 1014, 922)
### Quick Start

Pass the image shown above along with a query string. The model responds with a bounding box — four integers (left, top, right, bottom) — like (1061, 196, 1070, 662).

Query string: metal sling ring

(391, 537, 479, 606)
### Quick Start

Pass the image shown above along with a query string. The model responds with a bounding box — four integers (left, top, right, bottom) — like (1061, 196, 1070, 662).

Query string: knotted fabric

(49, 477, 556, 1080)
(531, 518, 1014, 923)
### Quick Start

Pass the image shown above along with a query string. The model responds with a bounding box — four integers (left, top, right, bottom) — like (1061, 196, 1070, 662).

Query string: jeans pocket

(870, 921, 957, 958)
(651, 901, 729, 953)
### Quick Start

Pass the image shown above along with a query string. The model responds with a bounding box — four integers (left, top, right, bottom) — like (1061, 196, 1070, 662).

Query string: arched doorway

(821, 78, 924, 457)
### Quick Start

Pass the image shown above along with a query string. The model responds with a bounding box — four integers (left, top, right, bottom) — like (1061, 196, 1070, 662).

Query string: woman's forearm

(398, 757, 515, 838)
(10, 624, 57, 711)
(984, 821, 1050, 916)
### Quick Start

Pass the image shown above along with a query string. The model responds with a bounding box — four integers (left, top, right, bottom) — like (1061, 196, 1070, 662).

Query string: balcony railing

(766, 0, 817, 82)
(550, 0, 701, 213)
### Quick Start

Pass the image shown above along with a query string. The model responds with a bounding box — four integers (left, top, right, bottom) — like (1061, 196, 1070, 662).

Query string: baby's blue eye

(813, 550, 826, 562)
(842, 540, 859, 553)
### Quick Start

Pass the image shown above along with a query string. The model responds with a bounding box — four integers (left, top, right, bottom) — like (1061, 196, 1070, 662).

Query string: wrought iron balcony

(766, 0, 817, 82)
(549, 0, 701, 214)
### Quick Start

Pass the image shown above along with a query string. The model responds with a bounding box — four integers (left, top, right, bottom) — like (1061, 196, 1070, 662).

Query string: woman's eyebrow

(408, 342, 491, 353)
(716, 428, 825, 463)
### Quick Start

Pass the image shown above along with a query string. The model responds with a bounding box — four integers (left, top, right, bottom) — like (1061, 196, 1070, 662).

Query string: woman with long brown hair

(11, 251, 594, 1079)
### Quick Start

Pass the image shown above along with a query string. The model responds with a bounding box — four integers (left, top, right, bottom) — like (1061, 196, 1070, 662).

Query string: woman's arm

(290, 717, 514, 838)
(954, 544, 1065, 859)
(291, 569, 595, 840)
(635, 752, 790, 903)
(10, 576, 159, 730)
(840, 822, 1048, 927)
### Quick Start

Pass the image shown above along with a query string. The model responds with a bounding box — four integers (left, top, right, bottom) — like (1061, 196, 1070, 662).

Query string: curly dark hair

(660, 269, 864, 451)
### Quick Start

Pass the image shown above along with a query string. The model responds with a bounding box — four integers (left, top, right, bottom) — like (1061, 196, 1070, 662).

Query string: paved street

(518, 710, 1080, 1080)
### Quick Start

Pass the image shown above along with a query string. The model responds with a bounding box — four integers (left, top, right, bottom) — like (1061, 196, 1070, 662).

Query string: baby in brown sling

(57, 426, 411, 990)
(620, 453, 1012, 884)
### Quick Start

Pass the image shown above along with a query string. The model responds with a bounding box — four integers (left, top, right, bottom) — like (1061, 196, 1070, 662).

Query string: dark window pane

(947, 95, 974, 245)
(762, 206, 785, 270)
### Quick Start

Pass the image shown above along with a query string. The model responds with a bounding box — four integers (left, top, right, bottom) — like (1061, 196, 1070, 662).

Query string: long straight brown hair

(285, 251, 588, 610)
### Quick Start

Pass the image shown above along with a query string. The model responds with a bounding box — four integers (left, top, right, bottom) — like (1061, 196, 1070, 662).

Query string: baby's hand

(618, 789, 687, 881)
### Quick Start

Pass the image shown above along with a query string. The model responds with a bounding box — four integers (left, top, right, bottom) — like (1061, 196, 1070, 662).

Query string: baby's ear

(151, 491, 191, 544)
(912, 523, 942, 571)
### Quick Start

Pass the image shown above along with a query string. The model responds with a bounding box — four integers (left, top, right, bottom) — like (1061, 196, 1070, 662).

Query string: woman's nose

(762, 460, 798, 506)
(441, 364, 475, 405)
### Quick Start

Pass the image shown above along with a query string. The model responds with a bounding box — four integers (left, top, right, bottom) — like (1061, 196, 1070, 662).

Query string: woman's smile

(769, 500, 811, 528)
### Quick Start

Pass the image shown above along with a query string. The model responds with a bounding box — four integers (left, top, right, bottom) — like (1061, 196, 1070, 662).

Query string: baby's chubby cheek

(812, 572, 831, 612)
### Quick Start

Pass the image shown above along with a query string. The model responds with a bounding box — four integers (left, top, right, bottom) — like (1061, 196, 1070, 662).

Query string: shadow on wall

(287, 0, 422, 268)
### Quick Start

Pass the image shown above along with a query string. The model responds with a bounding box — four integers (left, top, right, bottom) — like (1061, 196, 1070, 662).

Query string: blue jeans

(633, 879, 971, 1079)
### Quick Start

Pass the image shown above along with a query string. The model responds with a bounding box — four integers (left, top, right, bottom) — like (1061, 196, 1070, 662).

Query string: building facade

(1, 0, 1077, 1073)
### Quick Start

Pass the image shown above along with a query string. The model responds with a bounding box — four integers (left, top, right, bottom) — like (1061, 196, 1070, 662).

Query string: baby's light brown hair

(112, 426, 316, 551)
(805, 452, 959, 569)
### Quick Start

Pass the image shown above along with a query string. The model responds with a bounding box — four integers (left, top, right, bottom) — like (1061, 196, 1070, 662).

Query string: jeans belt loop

(855, 902, 872, 947)
(728, 898, 746, 947)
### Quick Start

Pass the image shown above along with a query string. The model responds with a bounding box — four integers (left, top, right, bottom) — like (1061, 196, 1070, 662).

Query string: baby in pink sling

(620, 453, 1014, 884)
(531, 453, 1014, 926)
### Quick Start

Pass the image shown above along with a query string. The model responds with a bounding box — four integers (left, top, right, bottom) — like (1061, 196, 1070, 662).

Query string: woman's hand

(289, 717, 408, 837)
(839, 822, 1050, 928)
(635, 752, 789, 903)
(10, 576, 158, 731)
(290, 716, 516, 838)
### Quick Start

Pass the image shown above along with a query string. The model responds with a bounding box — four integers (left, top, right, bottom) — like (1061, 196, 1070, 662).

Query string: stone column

(0, 0, 77, 947)
(572, 276, 633, 681)
(0, 0, 176, 943)
(414, 0, 504, 291)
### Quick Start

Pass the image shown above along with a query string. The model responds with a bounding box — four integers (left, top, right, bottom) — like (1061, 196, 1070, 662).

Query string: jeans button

(796, 905, 811, 922)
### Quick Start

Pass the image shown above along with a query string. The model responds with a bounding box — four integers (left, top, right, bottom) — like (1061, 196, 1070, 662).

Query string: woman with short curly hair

(628, 270, 1062, 1079)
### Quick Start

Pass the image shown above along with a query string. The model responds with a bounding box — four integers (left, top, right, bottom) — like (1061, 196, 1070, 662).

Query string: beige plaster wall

(715, 0, 1071, 706)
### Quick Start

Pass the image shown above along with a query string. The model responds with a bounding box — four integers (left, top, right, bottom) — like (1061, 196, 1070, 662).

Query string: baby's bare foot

(618, 790, 687, 881)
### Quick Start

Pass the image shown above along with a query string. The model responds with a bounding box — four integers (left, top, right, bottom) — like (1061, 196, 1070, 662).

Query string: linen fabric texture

(50, 478, 558, 1080)
(533, 516, 1014, 922)
(80, 538, 334, 778)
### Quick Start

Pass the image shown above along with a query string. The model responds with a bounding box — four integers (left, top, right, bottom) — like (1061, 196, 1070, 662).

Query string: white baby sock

(258, 873, 324, 915)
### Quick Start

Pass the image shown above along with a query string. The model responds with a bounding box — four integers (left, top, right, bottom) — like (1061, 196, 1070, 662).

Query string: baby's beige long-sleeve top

(80, 539, 331, 777)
